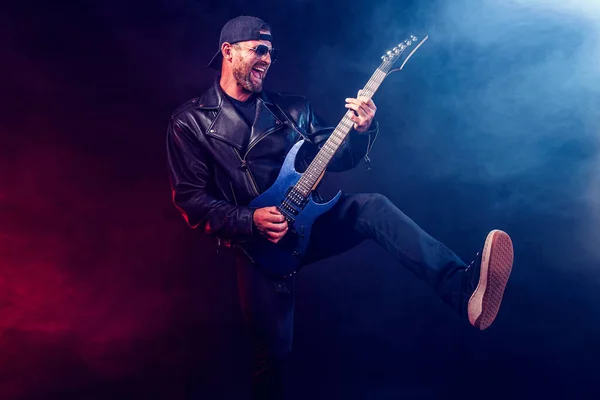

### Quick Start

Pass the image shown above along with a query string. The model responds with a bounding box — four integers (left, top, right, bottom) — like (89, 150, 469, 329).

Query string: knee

(355, 193, 394, 212)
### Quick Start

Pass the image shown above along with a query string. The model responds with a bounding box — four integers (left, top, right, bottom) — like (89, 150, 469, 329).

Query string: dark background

(2, 0, 600, 398)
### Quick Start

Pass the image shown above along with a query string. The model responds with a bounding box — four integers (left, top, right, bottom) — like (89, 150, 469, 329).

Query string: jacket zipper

(244, 102, 286, 158)
(244, 124, 283, 159)
(234, 123, 285, 197)
(229, 180, 239, 205)
(234, 148, 261, 197)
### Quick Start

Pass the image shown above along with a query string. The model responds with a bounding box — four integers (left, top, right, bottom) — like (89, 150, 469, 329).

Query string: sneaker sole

(468, 230, 514, 330)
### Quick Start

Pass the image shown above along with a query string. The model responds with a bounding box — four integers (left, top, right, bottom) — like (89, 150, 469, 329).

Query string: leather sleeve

(304, 99, 380, 172)
(166, 117, 255, 242)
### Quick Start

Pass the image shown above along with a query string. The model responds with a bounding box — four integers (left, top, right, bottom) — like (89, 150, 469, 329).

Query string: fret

(290, 36, 422, 196)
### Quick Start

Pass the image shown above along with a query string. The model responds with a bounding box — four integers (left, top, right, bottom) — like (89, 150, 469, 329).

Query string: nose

(261, 51, 271, 65)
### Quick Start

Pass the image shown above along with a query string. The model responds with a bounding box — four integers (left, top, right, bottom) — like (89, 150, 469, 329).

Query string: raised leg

(304, 193, 468, 313)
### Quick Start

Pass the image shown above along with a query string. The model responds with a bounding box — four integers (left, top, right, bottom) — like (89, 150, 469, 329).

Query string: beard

(232, 58, 265, 93)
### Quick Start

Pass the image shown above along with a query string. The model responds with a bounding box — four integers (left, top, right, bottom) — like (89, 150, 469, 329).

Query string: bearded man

(165, 15, 514, 400)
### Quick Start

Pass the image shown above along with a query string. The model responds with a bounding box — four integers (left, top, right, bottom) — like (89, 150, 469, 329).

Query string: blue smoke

(307, 0, 600, 267)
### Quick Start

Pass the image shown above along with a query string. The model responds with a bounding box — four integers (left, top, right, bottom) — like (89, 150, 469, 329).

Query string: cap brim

(207, 49, 222, 69)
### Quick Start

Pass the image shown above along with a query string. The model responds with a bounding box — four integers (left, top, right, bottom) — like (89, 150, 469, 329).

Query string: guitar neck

(294, 67, 388, 197)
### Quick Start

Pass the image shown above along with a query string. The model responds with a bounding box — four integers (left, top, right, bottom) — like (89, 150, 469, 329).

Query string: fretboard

(294, 67, 388, 196)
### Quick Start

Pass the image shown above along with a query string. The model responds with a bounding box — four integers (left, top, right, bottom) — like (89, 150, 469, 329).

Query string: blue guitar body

(241, 34, 428, 278)
(246, 140, 342, 278)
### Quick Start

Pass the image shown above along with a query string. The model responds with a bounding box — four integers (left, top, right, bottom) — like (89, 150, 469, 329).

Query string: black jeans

(235, 193, 469, 399)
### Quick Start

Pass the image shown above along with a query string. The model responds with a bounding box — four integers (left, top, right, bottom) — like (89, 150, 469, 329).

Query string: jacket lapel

(248, 97, 285, 152)
(195, 79, 285, 154)
(195, 80, 249, 151)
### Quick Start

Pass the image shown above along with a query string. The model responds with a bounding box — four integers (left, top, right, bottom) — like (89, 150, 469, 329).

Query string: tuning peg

(410, 35, 417, 41)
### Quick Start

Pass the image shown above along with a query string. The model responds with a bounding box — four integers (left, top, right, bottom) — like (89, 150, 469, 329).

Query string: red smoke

(0, 4, 238, 398)
(0, 140, 193, 398)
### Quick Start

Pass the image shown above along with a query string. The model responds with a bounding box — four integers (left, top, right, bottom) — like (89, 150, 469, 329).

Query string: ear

(221, 42, 233, 62)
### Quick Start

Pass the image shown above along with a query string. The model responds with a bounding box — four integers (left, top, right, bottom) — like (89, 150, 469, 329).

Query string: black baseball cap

(207, 15, 273, 69)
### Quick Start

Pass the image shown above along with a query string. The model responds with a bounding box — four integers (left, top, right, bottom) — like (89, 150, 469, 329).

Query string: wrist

(250, 209, 260, 236)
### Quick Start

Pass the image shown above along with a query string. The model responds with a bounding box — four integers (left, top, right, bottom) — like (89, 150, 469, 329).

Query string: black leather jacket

(166, 79, 379, 243)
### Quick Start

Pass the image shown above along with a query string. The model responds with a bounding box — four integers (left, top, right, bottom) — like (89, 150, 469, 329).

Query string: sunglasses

(236, 44, 279, 62)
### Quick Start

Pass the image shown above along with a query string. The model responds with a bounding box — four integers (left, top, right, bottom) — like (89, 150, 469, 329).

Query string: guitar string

(294, 67, 387, 196)
(294, 66, 390, 196)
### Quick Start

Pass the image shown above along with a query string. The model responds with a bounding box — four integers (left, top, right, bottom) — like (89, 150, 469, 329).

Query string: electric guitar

(242, 34, 429, 278)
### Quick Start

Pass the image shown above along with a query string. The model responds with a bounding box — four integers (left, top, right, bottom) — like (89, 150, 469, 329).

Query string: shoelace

(466, 252, 480, 270)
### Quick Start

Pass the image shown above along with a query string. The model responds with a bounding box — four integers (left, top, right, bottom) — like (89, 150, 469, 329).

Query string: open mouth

(251, 66, 266, 80)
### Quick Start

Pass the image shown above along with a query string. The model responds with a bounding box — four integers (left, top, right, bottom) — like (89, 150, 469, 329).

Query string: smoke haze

(1, 0, 600, 398)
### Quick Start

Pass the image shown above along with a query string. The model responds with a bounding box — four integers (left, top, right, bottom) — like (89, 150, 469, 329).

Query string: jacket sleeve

(166, 117, 255, 242)
(304, 99, 379, 172)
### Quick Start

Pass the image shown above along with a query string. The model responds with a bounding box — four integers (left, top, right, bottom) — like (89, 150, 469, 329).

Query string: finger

(358, 101, 375, 116)
(345, 98, 358, 109)
(274, 227, 289, 238)
(267, 218, 288, 228)
(264, 213, 286, 223)
(262, 224, 286, 234)
(348, 94, 369, 103)
(267, 229, 287, 243)
(349, 116, 367, 131)
(365, 98, 376, 111)
(345, 102, 366, 117)
(266, 222, 288, 232)
(267, 206, 283, 215)
(261, 229, 280, 241)
(347, 112, 361, 124)
(360, 99, 375, 114)
(347, 100, 372, 117)
(348, 96, 374, 112)
(345, 97, 363, 107)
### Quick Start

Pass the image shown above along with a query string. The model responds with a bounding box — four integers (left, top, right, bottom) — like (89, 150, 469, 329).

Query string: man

(166, 15, 514, 399)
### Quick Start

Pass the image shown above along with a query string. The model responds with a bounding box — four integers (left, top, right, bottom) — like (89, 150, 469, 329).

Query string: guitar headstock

(380, 34, 429, 75)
